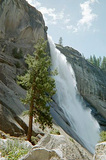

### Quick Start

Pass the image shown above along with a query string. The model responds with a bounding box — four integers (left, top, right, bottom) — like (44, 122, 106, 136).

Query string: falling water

(48, 35, 100, 153)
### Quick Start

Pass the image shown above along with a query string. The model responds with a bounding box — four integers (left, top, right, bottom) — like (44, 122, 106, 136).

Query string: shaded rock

(93, 142, 106, 160)
(0, 103, 25, 136)
(0, 0, 47, 136)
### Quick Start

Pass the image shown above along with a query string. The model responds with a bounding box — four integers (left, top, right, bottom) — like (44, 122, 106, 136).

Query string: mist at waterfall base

(48, 35, 100, 153)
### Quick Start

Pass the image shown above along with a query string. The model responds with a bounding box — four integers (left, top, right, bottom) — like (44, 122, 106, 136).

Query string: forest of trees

(87, 55, 106, 71)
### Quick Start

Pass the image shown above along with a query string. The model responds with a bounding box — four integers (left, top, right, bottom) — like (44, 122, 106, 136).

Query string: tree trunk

(27, 100, 33, 142)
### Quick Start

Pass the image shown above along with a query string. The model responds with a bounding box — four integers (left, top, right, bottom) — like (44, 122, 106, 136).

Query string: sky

(26, 0, 106, 58)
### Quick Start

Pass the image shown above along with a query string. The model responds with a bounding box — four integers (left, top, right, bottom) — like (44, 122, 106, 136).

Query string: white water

(48, 35, 100, 153)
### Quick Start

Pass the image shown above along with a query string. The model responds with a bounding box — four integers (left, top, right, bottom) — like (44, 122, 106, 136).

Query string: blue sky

(26, 0, 106, 58)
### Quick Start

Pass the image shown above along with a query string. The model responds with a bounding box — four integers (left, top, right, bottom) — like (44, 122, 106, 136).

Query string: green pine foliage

(12, 48, 23, 59)
(101, 56, 106, 71)
(88, 55, 106, 71)
(18, 38, 57, 130)
(59, 37, 63, 46)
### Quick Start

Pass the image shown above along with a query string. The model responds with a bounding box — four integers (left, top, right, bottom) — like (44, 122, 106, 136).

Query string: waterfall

(48, 35, 100, 153)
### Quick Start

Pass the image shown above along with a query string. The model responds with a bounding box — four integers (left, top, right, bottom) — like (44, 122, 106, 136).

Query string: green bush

(69, 137, 74, 143)
(12, 48, 23, 59)
(0, 139, 29, 160)
(50, 128, 60, 135)
(100, 131, 106, 142)
(15, 62, 21, 68)
(31, 136, 39, 145)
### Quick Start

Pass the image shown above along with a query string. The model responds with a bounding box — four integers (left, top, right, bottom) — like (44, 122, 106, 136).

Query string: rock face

(93, 142, 106, 160)
(21, 134, 93, 160)
(0, 0, 46, 43)
(21, 148, 61, 160)
(0, 0, 48, 62)
(0, 0, 47, 136)
(56, 45, 106, 129)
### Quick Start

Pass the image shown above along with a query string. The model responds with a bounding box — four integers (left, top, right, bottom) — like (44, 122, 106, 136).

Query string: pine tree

(59, 37, 63, 46)
(97, 56, 101, 68)
(101, 56, 106, 71)
(18, 38, 57, 142)
(89, 55, 93, 64)
(93, 55, 97, 66)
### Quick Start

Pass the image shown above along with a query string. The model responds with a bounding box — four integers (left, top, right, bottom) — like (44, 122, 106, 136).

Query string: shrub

(100, 131, 106, 142)
(50, 128, 60, 135)
(0, 139, 29, 160)
(12, 48, 23, 59)
(15, 62, 21, 68)
(31, 136, 39, 145)
(69, 137, 74, 143)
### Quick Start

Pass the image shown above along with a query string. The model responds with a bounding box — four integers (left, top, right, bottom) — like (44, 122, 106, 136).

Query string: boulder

(93, 142, 106, 160)
(21, 134, 93, 160)
(20, 148, 61, 160)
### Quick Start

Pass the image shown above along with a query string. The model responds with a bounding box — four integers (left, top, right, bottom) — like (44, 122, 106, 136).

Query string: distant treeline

(87, 55, 106, 71)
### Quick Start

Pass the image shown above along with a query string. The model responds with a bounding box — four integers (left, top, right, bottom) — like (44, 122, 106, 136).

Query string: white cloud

(26, 0, 98, 33)
(38, 7, 64, 25)
(90, 0, 99, 3)
(26, 0, 65, 25)
(64, 18, 71, 24)
(66, 25, 73, 30)
(39, 7, 64, 20)
(66, 0, 98, 33)
(26, 0, 41, 8)
(66, 25, 78, 33)
(77, 0, 98, 29)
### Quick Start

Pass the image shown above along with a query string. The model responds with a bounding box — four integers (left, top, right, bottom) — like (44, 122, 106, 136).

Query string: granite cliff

(0, 0, 47, 42)
(0, 0, 47, 136)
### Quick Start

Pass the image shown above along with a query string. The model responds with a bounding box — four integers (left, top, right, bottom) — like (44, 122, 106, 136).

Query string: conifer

(18, 38, 57, 141)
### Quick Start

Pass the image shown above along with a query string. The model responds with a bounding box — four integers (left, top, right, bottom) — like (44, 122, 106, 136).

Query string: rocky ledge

(21, 134, 93, 160)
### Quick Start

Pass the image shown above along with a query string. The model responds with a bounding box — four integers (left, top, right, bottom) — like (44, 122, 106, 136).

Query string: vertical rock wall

(0, 0, 48, 136)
